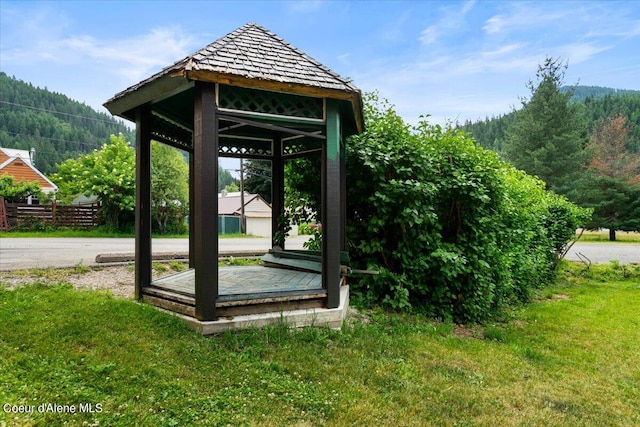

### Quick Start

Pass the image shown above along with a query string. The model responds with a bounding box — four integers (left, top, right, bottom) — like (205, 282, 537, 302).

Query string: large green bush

(345, 95, 590, 322)
(286, 94, 591, 322)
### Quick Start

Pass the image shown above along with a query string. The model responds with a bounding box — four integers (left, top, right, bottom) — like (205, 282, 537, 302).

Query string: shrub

(289, 93, 591, 323)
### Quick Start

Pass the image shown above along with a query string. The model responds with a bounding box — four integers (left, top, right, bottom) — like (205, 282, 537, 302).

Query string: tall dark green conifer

(243, 160, 272, 203)
(504, 57, 586, 196)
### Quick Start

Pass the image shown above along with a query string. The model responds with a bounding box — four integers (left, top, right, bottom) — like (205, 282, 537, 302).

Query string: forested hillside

(561, 85, 640, 103)
(0, 72, 134, 174)
(459, 87, 640, 153)
(459, 59, 640, 240)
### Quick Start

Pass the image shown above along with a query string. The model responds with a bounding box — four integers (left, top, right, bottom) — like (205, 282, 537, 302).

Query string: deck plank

(151, 265, 322, 298)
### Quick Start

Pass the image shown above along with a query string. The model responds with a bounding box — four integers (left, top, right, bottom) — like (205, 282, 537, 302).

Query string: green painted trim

(218, 108, 325, 126)
(325, 99, 341, 162)
(218, 84, 324, 120)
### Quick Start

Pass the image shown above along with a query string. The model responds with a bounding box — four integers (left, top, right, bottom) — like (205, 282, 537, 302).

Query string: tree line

(0, 72, 134, 174)
(460, 85, 640, 154)
(459, 58, 640, 240)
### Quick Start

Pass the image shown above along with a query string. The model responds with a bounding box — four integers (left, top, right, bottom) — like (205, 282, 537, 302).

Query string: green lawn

(578, 230, 640, 243)
(1, 262, 638, 426)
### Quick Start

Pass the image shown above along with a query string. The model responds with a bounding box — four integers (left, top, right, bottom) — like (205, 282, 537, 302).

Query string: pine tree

(503, 57, 587, 196)
(577, 114, 640, 240)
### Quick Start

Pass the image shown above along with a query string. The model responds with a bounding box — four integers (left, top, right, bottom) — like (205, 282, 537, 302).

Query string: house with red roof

(0, 147, 58, 202)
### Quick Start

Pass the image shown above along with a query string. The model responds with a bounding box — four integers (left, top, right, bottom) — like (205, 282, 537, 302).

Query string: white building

(218, 191, 271, 237)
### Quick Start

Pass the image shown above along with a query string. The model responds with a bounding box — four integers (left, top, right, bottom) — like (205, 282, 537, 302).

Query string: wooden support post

(193, 81, 219, 321)
(340, 139, 347, 251)
(135, 106, 153, 300)
(271, 135, 285, 249)
(189, 152, 195, 269)
(323, 99, 341, 309)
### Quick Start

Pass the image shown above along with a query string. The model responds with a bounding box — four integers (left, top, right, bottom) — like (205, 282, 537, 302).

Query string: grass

(0, 263, 98, 283)
(0, 262, 639, 426)
(578, 230, 640, 243)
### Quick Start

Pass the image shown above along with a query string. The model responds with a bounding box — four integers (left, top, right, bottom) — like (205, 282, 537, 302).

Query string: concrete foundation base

(164, 286, 349, 335)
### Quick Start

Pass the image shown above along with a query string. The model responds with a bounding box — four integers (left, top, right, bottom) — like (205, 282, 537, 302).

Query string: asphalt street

(0, 236, 309, 270)
(564, 242, 640, 265)
(0, 237, 638, 270)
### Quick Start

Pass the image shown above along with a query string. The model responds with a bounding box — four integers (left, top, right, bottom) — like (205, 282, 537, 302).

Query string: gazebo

(104, 23, 363, 332)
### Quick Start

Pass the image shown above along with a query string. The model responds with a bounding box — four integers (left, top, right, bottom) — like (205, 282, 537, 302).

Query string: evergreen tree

(503, 57, 587, 196)
(243, 159, 272, 203)
(576, 114, 640, 240)
(0, 72, 134, 175)
(218, 164, 237, 192)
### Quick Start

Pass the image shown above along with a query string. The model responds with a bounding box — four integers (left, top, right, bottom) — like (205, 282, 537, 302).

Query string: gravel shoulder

(0, 264, 175, 299)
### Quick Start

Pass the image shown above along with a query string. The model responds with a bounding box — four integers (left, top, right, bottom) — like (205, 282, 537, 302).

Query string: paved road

(0, 237, 638, 270)
(564, 242, 640, 265)
(0, 236, 310, 270)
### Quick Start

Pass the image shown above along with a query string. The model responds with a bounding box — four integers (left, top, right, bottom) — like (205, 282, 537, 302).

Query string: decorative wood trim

(186, 70, 356, 101)
(151, 112, 193, 152)
(218, 113, 326, 140)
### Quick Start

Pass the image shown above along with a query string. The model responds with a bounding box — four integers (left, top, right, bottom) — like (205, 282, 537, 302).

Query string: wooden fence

(4, 201, 100, 229)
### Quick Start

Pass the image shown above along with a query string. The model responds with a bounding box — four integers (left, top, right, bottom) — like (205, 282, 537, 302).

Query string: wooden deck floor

(151, 266, 322, 296)
(143, 265, 327, 319)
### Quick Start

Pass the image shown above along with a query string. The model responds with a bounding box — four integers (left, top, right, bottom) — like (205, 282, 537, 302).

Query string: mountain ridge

(0, 72, 134, 174)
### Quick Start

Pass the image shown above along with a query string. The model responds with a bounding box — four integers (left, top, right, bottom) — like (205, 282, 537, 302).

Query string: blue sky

(1, 0, 639, 128)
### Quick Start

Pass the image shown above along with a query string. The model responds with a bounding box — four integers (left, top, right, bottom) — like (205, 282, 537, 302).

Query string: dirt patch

(344, 307, 372, 326)
(0, 264, 180, 299)
(452, 324, 481, 339)
(552, 294, 571, 300)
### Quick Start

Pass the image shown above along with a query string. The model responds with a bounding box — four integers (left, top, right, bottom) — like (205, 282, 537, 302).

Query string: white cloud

(337, 52, 350, 63)
(419, 26, 439, 45)
(555, 42, 612, 65)
(483, 5, 567, 34)
(583, 6, 640, 38)
(481, 43, 523, 59)
(461, 0, 477, 15)
(3, 24, 194, 85)
(418, 2, 472, 46)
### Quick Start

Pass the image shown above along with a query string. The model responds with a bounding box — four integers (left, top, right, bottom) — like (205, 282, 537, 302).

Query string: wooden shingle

(105, 23, 363, 134)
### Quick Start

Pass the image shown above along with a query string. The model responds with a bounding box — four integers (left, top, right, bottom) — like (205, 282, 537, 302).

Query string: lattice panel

(283, 138, 322, 156)
(152, 113, 193, 151)
(219, 85, 323, 119)
(219, 137, 272, 158)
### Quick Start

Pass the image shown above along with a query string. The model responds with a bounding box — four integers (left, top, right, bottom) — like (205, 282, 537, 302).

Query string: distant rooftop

(0, 147, 32, 165)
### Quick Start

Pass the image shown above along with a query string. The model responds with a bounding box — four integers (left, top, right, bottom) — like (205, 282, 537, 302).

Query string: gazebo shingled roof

(104, 23, 362, 326)
(105, 23, 363, 133)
